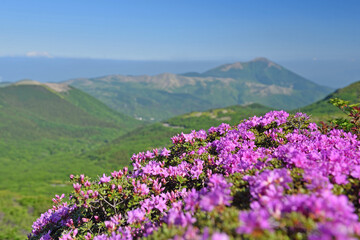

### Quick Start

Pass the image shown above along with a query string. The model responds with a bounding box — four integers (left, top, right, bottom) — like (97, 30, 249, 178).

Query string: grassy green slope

(0, 83, 141, 239)
(299, 80, 360, 121)
(68, 79, 214, 121)
(164, 103, 274, 130)
(0, 191, 50, 240)
(0, 84, 142, 193)
(85, 103, 273, 166)
(62, 86, 138, 127)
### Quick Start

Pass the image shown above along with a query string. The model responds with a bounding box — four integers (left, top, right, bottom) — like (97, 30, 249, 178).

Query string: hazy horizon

(0, 56, 359, 88)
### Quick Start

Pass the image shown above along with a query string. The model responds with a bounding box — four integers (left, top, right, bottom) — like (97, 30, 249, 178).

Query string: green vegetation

(0, 83, 141, 239)
(81, 80, 359, 180)
(82, 103, 273, 167)
(165, 103, 273, 130)
(64, 79, 360, 190)
(1, 79, 359, 239)
(319, 98, 360, 137)
(299, 80, 360, 122)
(0, 191, 49, 240)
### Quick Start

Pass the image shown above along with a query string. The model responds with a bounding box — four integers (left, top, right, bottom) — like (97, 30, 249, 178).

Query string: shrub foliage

(29, 109, 360, 240)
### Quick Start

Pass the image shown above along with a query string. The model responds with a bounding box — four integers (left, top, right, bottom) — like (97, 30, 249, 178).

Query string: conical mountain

(190, 57, 330, 91)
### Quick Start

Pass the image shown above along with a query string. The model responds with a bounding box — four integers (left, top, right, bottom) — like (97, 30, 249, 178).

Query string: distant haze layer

(0, 57, 358, 88)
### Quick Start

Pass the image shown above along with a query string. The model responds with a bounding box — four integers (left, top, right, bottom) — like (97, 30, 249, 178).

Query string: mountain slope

(0, 81, 143, 196)
(84, 103, 273, 166)
(66, 58, 332, 121)
(0, 81, 142, 238)
(183, 57, 333, 110)
(0, 82, 139, 140)
(299, 80, 360, 120)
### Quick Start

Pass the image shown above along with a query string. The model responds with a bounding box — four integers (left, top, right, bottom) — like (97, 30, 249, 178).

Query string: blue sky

(1, 0, 359, 61)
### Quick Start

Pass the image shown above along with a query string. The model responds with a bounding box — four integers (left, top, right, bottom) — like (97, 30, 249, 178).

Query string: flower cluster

(29, 110, 360, 239)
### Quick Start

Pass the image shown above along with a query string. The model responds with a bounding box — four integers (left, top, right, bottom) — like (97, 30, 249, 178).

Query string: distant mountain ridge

(66, 58, 333, 121)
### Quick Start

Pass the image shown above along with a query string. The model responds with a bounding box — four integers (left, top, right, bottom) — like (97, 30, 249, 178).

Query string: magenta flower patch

(29, 111, 360, 240)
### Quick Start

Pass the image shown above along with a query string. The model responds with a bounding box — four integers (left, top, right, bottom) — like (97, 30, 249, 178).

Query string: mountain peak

(13, 80, 70, 93)
(14, 79, 42, 85)
(44, 83, 71, 93)
(220, 62, 244, 72)
(250, 57, 281, 69)
(155, 72, 178, 78)
(218, 58, 282, 72)
(251, 57, 271, 63)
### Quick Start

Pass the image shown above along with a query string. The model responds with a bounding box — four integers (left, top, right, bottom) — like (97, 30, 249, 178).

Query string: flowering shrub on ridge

(29, 111, 360, 239)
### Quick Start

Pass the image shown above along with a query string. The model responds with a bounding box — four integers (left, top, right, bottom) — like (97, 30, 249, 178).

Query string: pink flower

(80, 174, 85, 183)
(161, 147, 171, 157)
(100, 174, 111, 183)
(84, 180, 91, 187)
(73, 183, 81, 192)
(104, 221, 116, 231)
(127, 208, 145, 224)
(155, 197, 168, 213)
